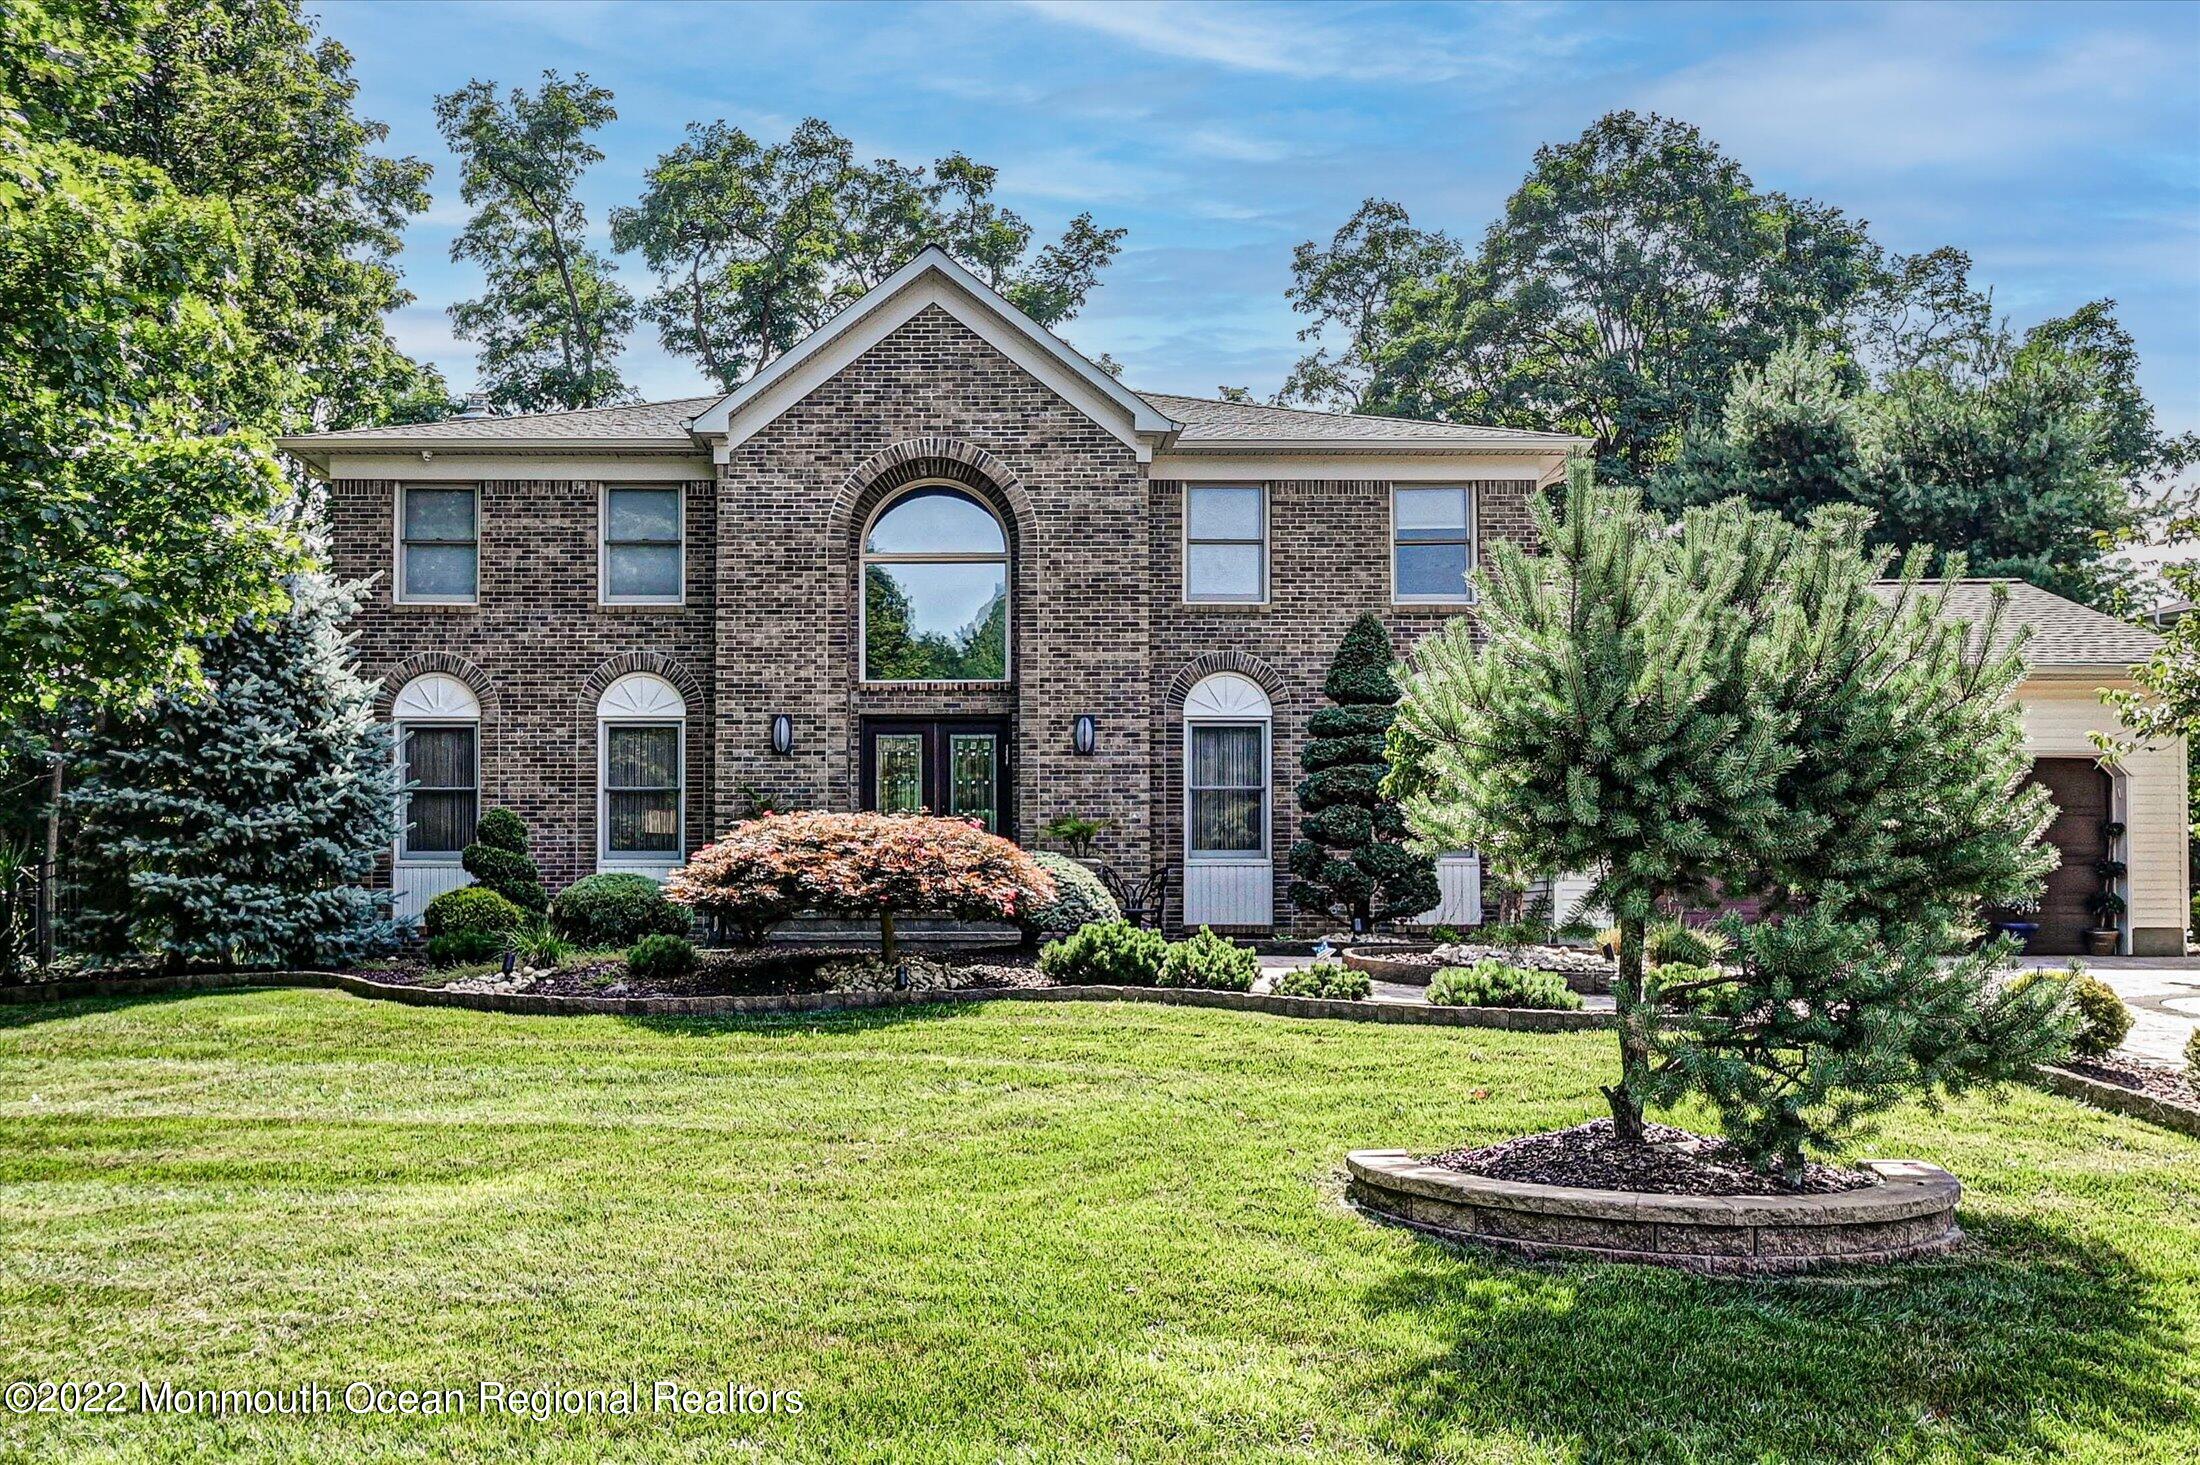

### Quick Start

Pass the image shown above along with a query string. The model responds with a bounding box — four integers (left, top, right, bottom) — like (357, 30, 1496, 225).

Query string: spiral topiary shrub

(1428, 960, 1583, 1011)
(422, 886, 526, 940)
(552, 872, 691, 947)
(1036, 920, 1168, 986)
(1018, 852, 1122, 945)
(1160, 927, 1260, 992)
(626, 933, 697, 982)
(1272, 959, 1371, 1001)
(460, 809, 546, 913)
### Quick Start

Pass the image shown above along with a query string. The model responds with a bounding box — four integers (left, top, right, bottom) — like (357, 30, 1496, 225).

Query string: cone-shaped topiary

(1288, 613, 1439, 933)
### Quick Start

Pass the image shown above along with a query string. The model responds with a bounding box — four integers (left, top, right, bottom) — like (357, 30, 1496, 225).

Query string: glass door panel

(874, 734, 926, 814)
(948, 734, 999, 831)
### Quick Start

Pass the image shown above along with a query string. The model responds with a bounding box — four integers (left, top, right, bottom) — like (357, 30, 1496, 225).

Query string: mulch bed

(2061, 1054, 2200, 1109)
(1428, 1119, 1874, 1197)
(352, 945, 1045, 1000)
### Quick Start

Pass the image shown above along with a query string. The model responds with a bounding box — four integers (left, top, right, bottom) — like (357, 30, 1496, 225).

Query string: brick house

(281, 247, 2186, 952)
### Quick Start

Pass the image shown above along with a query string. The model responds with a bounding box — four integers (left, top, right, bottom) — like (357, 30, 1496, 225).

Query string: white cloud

(1015, 0, 1583, 86)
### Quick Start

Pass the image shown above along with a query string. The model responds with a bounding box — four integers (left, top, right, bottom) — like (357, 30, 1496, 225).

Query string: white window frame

(596, 673, 688, 868)
(598, 484, 686, 607)
(1390, 484, 1477, 606)
(394, 722, 478, 865)
(394, 484, 480, 606)
(1182, 483, 1269, 605)
(857, 480, 1012, 686)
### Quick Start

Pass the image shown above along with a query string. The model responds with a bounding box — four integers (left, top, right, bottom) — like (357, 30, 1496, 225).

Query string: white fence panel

(1411, 854, 1483, 927)
(393, 864, 471, 924)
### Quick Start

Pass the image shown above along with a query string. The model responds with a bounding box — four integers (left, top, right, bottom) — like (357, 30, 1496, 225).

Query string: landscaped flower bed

(1344, 941, 1615, 993)
(347, 944, 1045, 999)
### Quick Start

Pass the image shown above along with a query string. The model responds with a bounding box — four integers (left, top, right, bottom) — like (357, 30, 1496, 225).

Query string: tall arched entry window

(860, 484, 1009, 683)
(597, 673, 686, 872)
(390, 673, 481, 921)
(1182, 672, 1273, 928)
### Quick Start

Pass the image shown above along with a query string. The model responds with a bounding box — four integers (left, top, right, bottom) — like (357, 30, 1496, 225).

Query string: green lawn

(0, 990, 2194, 1463)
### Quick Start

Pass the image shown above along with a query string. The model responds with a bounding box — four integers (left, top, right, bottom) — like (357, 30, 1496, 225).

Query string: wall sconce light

(1072, 715, 1097, 756)
(770, 714, 794, 756)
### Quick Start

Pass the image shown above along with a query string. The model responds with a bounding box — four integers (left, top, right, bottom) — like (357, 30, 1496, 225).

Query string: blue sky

(324, 0, 2200, 447)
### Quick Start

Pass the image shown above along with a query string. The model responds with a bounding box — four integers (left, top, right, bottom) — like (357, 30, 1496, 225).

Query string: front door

(860, 718, 1009, 833)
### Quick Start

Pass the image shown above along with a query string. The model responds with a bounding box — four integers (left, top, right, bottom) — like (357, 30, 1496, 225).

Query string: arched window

(1183, 673, 1272, 860)
(861, 484, 1009, 682)
(391, 674, 480, 860)
(597, 673, 686, 867)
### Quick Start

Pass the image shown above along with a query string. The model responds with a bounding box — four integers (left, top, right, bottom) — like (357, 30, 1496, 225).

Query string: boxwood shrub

(626, 933, 697, 982)
(422, 886, 526, 939)
(424, 930, 504, 967)
(2011, 967, 2132, 1060)
(552, 872, 691, 947)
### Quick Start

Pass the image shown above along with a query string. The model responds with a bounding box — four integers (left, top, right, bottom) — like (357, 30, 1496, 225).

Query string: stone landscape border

(0, 969, 1614, 1031)
(1346, 1151, 1963, 1275)
(2036, 1065, 2200, 1139)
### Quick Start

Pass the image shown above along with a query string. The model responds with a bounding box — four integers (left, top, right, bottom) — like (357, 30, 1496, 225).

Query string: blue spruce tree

(66, 575, 402, 970)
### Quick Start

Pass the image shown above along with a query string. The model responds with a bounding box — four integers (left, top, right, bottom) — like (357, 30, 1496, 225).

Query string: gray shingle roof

(281, 390, 1579, 450)
(291, 397, 719, 443)
(1873, 579, 2160, 669)
(1139, 392, 1579, 444)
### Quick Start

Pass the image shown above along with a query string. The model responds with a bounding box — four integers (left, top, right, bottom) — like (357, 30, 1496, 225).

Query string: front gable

(685, 246, 1178, 464)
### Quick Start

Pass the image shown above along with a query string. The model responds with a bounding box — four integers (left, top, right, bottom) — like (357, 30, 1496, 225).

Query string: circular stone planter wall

(1346, 1150, 1961, 1275)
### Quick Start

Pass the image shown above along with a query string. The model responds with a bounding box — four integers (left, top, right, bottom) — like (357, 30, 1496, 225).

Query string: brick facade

(329, 308, 1548, 931)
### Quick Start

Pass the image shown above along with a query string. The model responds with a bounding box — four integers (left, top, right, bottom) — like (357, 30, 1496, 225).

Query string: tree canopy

(436, 71, 636, 412)
(612, 117, 1124, 391)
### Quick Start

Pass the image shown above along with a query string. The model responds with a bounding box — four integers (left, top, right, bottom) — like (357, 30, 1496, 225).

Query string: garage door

(2026, 758, 2113, 955)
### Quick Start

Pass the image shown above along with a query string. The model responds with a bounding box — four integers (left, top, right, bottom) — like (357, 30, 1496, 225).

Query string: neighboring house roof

(275, 246, 1588, 468)
(1873, 579, 2161, 673)
(1140, 392, 1579, 446)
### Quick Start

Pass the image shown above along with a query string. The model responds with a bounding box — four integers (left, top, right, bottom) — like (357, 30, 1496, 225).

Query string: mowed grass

(0, 991, 2194, 1463)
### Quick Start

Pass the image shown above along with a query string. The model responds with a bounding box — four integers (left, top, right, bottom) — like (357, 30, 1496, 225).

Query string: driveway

(2014, 955, 2200, 1066)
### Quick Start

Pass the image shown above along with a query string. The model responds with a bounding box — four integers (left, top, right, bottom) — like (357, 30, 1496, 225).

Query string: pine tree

(1389, 461, 2067, 1174)
(65, 575, 402, 970)
(1288, 613, 1439, 933)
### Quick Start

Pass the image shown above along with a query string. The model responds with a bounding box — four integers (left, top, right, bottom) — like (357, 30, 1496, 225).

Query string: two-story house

(280, 247, 2187, 954)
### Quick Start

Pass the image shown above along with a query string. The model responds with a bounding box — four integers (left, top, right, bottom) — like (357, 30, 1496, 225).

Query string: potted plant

(1990, 897, 2041, 952)
(2083, 831, 2127, 957)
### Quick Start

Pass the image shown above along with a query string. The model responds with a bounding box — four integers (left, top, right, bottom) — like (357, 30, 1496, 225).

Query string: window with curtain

(602, 487, 684, 603)
(861, 486, 1009, 682)
(1185, 485, 1266, 602)
(399, 486, 478, 602)
(1393, 485, 1474, 603)
(1188, 723, 1266, 856)
(604, 724, 681, 856)
(399, 724, 477, 857)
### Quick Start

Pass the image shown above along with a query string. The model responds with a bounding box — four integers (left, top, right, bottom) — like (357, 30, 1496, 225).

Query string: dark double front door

(860, 718, 1008, 833)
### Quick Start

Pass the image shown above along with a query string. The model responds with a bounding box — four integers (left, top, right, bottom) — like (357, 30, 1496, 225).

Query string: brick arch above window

(377, 652, 497, 720)
(828, 437, 1038, 548)
(1165, 651, 1286, 712)
(578, 651, 705, 712)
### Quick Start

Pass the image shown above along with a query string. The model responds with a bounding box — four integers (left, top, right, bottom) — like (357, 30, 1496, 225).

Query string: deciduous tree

(612, 118, 1124, 391)
(436, 72, 635, 412)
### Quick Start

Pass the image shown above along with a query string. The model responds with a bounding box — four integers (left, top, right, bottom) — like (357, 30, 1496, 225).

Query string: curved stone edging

(1, 969, 1615, 1031)
(1346, 1150, 1963, 1275)
(2036, 1066, 2200, 1139)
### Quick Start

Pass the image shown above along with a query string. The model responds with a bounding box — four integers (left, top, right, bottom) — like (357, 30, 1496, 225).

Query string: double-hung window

(398, 486, 478, 603)
(601, 486, 685, 604)
(603, 724, 682, 857)
(1187, 724, 1267, 857)
(1184, 485, 1266, 603)
(1392, 486, 1474, 604)
(398, 724, 477, 859)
